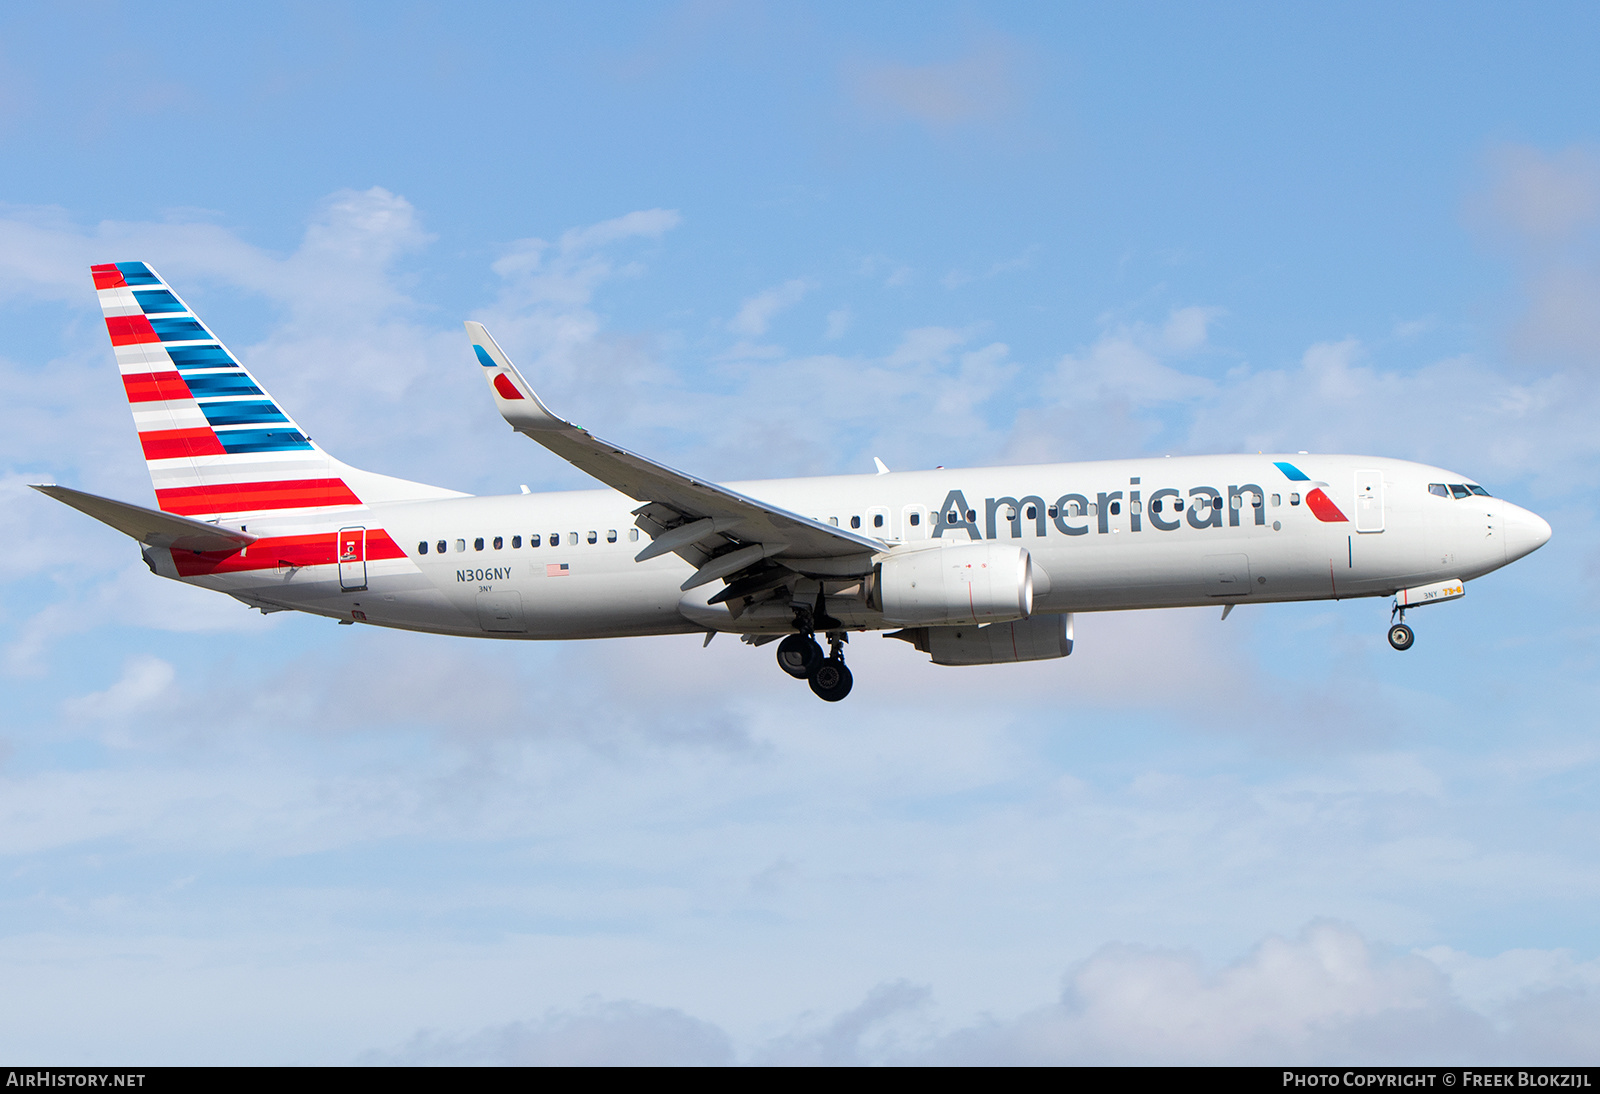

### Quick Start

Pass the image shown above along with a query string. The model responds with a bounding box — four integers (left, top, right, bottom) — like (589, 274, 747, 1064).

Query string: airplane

(35, 261, 1553, 701)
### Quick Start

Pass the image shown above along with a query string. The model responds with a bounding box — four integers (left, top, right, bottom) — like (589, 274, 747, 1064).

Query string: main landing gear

(1387, 603, 1415, 651)
(775, 591, 854, 701)
(775, 631, 853, 701)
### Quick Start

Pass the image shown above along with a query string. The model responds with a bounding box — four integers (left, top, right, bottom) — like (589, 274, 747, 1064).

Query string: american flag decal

(547, 563, 570, 577)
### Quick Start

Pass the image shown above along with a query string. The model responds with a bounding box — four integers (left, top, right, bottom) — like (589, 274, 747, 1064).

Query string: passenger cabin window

(1449, 484, 1471, 499)
(1271, 494, 1281, 507)
(850, 515, 861, 529)
(587, 531, 597, 544)
(474, 538, 485, 551)
(1150, 500, 1162, 514)
(607, 529, 617, 543)
(569, 531, 578, 544)
(873, 513, 884, 528)
(829, 517, 839, 527)
(437, 540, 447, 554)
(493, 536, 503, 549)
(418, 541, 428, 554)
(909, 513, 921, 526)
(550, 533, 560, 546)
(1130, 501, 1142, 515)
(628, 528, 640, 541)
(530, 534, 541, 547)
(455, 539, 466, 552)
(1289, 494, 1300, 507)
(1025, 505, 1037, 520)
(1252, 494, 1262, 508)
(512, 536, 522, 548)
(1109, 501, 1121, 515)
(1429, 483, 1449, 497)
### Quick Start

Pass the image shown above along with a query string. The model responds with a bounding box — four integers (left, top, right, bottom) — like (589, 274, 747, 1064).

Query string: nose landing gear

(1387, 603, 1415, 651)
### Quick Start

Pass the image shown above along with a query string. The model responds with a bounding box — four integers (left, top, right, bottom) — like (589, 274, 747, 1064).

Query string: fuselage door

(338, 526, 368, 591)
(902, 505, 928, 541)
(866, 506, 891, 541)
(1354, 470, 1385, 533)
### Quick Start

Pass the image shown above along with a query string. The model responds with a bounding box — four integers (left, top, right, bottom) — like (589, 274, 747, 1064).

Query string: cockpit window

(1428, 483, 1449, 497)
(1468, 485, 1491, 497)
(1449, 484, 1472, 499)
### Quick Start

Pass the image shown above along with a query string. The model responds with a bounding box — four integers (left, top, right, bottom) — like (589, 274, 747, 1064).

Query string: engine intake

(868, 543, 1033, 626)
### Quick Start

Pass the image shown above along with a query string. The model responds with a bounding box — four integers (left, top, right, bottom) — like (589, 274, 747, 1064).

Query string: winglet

(464, 321, 567, 433)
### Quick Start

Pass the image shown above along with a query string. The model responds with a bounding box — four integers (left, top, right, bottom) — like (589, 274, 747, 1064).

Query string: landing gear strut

(774, 589, 854, 700)
(1387, 603, 1415, 651)
(808, 632, 853, 702)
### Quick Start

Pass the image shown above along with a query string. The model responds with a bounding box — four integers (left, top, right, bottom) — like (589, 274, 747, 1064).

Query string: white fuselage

(150, 454, 1549, 639)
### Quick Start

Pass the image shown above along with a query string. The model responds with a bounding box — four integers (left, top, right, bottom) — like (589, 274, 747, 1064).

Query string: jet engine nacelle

(890, 613, 1074, 665)
(869, 542, 1033, 627)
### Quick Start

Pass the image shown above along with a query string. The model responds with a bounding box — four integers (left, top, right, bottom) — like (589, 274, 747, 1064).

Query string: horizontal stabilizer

(32, 484, 258, 553)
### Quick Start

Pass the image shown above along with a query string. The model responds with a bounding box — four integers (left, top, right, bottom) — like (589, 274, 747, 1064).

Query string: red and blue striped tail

(92, 260, 365, 520)
(93, 261, 465, 522)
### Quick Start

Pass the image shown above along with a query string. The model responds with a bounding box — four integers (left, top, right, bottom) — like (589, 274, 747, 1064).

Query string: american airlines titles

(931, 478, 1269, 541)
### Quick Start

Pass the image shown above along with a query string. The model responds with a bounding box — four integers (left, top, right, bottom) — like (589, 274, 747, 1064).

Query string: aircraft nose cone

(1503, 504, 1552, 563)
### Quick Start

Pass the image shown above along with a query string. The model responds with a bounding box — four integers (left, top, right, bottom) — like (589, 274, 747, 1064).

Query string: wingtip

(465, 322, 564, 431)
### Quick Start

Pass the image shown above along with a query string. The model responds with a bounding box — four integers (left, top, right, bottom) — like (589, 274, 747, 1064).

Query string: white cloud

(918, 922, 1600, 1065)
(729, 278, 812, 337)
(849, 41, 1022, 129)
(370, 1000, 734, 1065)
(1162, 305, 1222, 354)
(1479, 144, 1600, 244)
(365, 925, 1600, 1065)
(1471, 144, 1600, 368)
(62, 655, 174, 723)
(560, 208, 681, 252)
(1049, 312, 1217, 407)
(1514, 265, 1600, 365)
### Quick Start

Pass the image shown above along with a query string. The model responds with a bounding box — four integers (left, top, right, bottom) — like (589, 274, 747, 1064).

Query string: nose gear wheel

(1387, 602, 1416, 651)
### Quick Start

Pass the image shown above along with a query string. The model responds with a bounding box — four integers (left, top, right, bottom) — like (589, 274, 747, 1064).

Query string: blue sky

(1, 1, 1598, 1064)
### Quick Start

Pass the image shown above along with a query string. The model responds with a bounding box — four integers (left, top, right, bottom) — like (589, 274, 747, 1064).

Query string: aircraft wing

(466, 322, 883, 589)
(32, 484, 258, 553)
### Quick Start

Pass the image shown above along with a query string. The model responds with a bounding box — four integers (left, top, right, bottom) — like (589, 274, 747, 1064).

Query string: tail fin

(92, 262, 462, 520)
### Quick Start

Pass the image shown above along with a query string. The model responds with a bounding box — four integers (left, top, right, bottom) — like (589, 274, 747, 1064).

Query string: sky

(1, 0, 1598, 1065)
